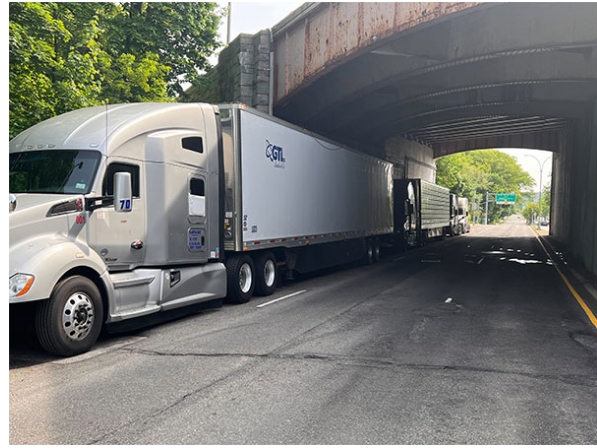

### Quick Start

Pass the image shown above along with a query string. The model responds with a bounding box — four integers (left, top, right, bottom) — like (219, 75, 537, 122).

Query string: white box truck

(9, 103, 394, 356)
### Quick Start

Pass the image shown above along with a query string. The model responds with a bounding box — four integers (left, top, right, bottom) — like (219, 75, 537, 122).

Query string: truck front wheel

(35, 276, 104, 357)
(226, 254, 255, 304)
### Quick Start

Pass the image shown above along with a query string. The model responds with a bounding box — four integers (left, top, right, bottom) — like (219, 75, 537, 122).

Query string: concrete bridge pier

(384, 136, 436, 181)
(552, 100, 597, 276)
(189, 31, 273, 114)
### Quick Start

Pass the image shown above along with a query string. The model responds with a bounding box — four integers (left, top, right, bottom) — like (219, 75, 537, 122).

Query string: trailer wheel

(364, 239, 374, 265)
(373, 238, 380, 263)
(35, 276, 103, 357)
(226, 254, 255, 304)
(254, 252, 277, 296)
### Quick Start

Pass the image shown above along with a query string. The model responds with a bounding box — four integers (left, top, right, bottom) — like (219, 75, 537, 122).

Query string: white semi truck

(456, 197, 471, 234)
(446, 193, 471, 236)
(393, 178, 452, 247)
(9, 103, 394, 356)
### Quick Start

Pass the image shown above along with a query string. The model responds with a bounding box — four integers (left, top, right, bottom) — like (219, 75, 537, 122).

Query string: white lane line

(477, 257, 485, 265)
(393, 256, 405, 262)
(445, 298, 453, 303)
(257, 290, 307, 308)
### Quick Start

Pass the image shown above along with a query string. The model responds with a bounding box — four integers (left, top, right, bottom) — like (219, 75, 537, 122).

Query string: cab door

(89, 161, 146, 270)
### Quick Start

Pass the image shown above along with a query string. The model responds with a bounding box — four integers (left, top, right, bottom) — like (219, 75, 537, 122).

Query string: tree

(9, 3, 103, 138)
(100, 2, 223, 98)
(436, 149, 534, 224)
(9, 2, 224, 139)
(521, 202, 538, 224)
(539, 182, 551, 222)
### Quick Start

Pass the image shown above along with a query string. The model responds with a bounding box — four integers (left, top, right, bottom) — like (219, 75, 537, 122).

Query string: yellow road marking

(531, 226, 597, 329)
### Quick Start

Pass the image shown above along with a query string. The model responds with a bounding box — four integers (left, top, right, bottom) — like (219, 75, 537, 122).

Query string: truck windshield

(9, 150, 101, 194)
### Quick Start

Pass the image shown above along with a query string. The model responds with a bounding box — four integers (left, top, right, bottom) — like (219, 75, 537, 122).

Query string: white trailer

(9, 102, 394, 356)
(220, 105, 394, 300)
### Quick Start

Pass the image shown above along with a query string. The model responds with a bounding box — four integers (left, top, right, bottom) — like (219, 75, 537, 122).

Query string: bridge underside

(270, 2, 597, 277)
(273, 3, 596, 158)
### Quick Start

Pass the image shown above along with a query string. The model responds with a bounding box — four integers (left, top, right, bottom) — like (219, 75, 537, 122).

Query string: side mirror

(114, 172, 132, 213)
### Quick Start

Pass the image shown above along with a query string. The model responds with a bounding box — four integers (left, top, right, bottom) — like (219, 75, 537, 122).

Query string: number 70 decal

(119, 199, 132, 211)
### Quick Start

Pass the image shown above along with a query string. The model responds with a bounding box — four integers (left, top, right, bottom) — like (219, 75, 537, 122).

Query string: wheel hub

(264, 260, 276, 287)
(62, 293, 95, 341)
(239, 263, 253, 294)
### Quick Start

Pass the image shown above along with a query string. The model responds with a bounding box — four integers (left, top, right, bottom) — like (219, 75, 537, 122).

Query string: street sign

(496, 193, 516, 205)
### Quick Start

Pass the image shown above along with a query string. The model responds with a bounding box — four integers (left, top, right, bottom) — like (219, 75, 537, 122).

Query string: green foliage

(521, 202, 538, 223)
(100, 53, 171, 104)
(436, 150, 534, 224)
(102, 2, 222, 98)
(520, 183, 551, 224)
(9, 2, 224, 139)
(539, 182, 551, 221)
(9, 3, 102, 138)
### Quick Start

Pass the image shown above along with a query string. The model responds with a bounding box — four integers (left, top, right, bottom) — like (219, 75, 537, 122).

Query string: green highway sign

(496, 193, 516, 205)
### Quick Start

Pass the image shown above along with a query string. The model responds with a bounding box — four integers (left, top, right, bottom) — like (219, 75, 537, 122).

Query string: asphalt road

(9, 216, 597, 444)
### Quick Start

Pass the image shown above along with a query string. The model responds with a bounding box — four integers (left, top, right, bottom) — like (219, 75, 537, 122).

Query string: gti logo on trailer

(265, 140, 286, 168)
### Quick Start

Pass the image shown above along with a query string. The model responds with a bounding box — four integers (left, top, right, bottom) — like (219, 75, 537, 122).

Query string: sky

(216, 2, 553, 191)
(495, 148, 553, 193)
(217, 2, 304, 43)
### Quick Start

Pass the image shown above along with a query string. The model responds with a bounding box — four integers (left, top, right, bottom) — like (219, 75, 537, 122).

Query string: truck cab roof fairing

(9, 103, 215, 158)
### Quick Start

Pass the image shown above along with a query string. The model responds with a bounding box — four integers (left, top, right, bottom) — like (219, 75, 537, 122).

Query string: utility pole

(525, 154, 551, 229)
(484, 191, 489, 225)
(226, 2, 231, 45)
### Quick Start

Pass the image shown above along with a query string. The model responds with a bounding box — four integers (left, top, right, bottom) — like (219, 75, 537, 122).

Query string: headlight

(9, 274, 35, 298)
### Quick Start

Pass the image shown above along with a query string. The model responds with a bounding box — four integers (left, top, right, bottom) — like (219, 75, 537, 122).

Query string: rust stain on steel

(282, 2, 481, 97)
(283, 24, 309, 99)
(304, 17, 310, 80)
(284, 31, 290, 98)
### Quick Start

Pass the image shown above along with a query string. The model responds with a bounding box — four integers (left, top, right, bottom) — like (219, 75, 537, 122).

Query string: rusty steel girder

(273, 2, 482, 102)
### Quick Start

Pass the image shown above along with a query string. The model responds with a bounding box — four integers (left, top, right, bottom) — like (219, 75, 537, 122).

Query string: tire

(373, 238, 380, 263)
(225, 254, 255, 304)
(364, 239, 374, 265)
(35, 276, 104, 357)
(254, 252, 277, 296)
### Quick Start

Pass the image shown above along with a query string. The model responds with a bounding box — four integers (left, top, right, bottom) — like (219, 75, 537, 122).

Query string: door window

(189, 177, 206, 217)
(103, 163, 140, 197)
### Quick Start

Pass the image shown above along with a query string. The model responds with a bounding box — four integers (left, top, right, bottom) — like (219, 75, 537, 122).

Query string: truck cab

(9, 103, 227, 356)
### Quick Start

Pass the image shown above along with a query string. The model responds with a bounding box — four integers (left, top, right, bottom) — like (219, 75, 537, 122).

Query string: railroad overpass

(188, 2, 597, 277)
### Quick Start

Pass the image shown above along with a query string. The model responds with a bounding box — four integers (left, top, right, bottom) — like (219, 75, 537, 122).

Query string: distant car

(540, 220, 549, 226)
